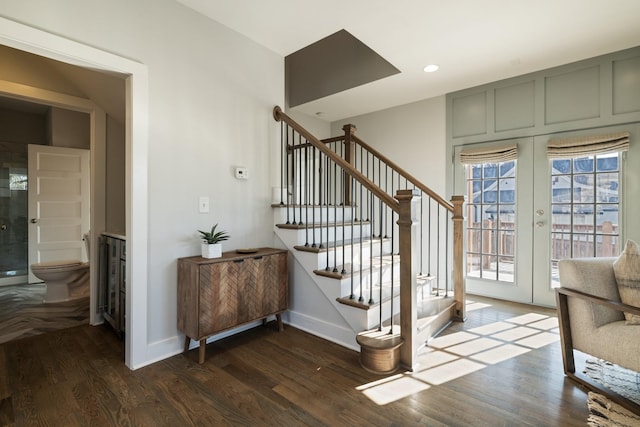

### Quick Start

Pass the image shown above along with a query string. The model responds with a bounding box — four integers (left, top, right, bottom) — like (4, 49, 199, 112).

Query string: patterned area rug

(584, 359, 640, 426)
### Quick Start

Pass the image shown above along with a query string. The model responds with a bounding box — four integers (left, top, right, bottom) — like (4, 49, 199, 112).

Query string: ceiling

(177, 0, 640, 122)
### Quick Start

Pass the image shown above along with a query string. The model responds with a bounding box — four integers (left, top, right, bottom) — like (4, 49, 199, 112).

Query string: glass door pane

(0, 143, 28, 285)
(549, 153, 621, 286)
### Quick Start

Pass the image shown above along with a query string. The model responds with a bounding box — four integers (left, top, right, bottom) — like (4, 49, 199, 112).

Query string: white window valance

(459, 143, 518, 165)
(547, 131, 630, 159)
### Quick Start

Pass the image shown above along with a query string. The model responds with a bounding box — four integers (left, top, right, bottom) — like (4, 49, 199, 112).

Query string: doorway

(0, 15, 148, 369)
(454, 124, 636, 307)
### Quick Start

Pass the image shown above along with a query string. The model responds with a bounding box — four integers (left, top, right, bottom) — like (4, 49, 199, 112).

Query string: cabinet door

(261, 253, 288, 315)
(199, 260, 241, 334)
(238, 257, 262, 324)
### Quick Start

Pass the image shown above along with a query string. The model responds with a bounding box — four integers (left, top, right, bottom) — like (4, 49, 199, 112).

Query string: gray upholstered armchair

(557, 257, 640, 413)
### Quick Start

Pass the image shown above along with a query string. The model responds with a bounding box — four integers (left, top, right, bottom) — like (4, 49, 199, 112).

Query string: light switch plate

(198, 196, 209, 213)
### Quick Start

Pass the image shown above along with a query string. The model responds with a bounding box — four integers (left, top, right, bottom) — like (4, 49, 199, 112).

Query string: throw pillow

(613, 239, 640, 325)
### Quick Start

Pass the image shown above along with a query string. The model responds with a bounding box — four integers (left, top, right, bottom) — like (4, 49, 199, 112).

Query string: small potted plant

(198, 224, 230, 258)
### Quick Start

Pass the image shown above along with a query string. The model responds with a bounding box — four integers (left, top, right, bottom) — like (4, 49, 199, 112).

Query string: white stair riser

(365, 294, 401, 330)
(273, 206, 358, 224)
(334, 267, 399, 296)
(275, 224, 372, 248)
(314, 240, 393, 270)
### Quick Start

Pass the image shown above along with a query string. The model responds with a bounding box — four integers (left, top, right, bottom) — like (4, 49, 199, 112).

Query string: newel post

(342, 124, 356, 205)
(396, 189, 420, 370)
(451, 195, 466, 321)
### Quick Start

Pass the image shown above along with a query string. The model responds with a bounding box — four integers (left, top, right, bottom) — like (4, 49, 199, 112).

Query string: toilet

(31, 233, 90, 303)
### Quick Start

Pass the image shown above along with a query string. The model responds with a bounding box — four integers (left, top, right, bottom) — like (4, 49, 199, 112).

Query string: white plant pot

(201, 243, 222, 258)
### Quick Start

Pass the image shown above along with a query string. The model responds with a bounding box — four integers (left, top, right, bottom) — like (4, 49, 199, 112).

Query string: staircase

(272, 106, 465, 371)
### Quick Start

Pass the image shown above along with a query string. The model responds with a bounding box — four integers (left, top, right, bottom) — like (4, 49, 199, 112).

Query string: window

(9, 170, 27, 191)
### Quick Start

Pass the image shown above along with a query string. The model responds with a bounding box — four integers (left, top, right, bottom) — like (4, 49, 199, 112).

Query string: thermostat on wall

(235, 167, 249, 180)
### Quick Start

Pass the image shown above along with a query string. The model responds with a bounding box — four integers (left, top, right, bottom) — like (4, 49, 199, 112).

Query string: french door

(454, 124, 632, 307)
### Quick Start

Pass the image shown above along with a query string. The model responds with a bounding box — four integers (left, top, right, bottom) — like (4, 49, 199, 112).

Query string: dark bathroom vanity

(99, 233, 126, 338)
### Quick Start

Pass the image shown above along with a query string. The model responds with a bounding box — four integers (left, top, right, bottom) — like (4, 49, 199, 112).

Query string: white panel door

(28, 145, 90, 283)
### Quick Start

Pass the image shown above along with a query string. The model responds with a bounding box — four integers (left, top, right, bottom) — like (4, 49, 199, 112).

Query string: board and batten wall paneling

(613, 56, 640, 115)
(544, 65, 600, 125)
(447, 46, 640, 145)
(451, 91, 487, 138)
(494, 80, 535, 132)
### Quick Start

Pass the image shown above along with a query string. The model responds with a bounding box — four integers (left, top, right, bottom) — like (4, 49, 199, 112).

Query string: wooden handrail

(287, 135, 344, 152)
(273, 106, 399, 212)
(352, 135, 454, 212)
(321, 135, 345, 144)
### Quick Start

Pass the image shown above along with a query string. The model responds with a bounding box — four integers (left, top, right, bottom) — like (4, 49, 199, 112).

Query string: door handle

(30, 218, 38, 224)
(535, 221, 544, 228)
(0, 224, 6, 231)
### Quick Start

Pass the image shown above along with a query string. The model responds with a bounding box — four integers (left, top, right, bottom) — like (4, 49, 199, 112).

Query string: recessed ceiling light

(423, 64, 439, 73)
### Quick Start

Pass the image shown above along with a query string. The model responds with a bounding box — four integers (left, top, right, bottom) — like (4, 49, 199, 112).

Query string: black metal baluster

(333, 155, 338, 273)
(389, 208, 395, 335)
(359, 145, 364, 302)
(291, 129, 296, 226)
(369, 192, 374, 305)
(436, 204, 441, 296)
(384, 164, 388, 238)
(371, 155, 376, 238)
(319, 154, 324, 250)
(304, 142, 309, 246)
(419, 188, 423, 275)
(349, 176, 355, 299)
(298, 134, 303, 225)
(285, 124, 290, 224)
(366, 150, 371, 222)
(325, 157, 331, 271)
(312, 147, 317, 247)
(445, 208, 450, 297)
(378, 198, 383, 331)
(428, 197, 432, 279)
(280, 121, 285, 206)
(341, 140, 347, 275)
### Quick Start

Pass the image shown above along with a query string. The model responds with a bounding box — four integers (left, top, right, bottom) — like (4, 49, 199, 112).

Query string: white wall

(106, 116, 125, 234)
(329, 96, 447, 196)
(0, 0, 284, 366)
(288, 110, 332, 140)
(49, 107, 90, 149)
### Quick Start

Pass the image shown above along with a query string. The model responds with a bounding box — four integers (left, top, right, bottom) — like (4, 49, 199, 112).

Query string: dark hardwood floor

(0, 296, 589, 426)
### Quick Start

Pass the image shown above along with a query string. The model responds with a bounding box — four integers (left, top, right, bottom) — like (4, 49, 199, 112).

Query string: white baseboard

(133, 311, 360, 370)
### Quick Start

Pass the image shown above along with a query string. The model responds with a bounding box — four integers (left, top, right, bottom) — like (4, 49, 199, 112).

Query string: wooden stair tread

(271, 203, 357, 208)
(336, 277, 443, 311)
(313, 254, 401, 280)
(335, 279, 401, 309)
(276, 220, 370, 230)
(293, 237, 391, 254)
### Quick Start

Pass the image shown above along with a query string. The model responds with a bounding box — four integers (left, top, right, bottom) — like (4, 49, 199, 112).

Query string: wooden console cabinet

(177, 247, 288, 363)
